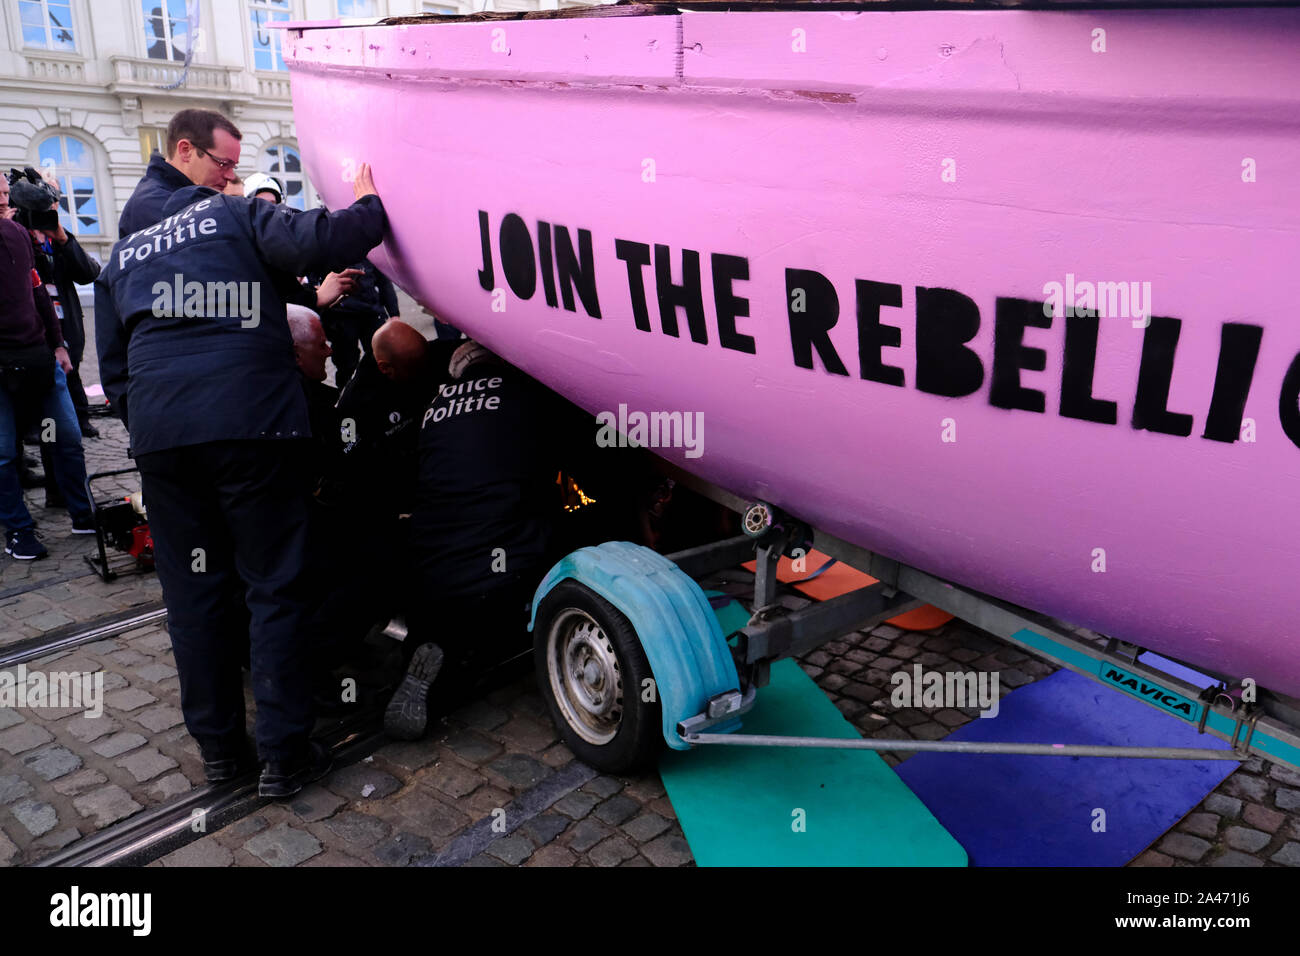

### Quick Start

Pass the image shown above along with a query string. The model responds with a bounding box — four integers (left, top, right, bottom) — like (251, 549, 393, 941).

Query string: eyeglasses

(195, 146, 238, 171)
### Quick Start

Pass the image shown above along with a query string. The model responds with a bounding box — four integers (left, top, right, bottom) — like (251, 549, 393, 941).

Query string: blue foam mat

(894, 668, 1237, 866)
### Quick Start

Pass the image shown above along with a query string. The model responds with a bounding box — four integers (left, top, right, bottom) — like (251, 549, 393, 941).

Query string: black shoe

(70, 514, 96, 535)
(258, 740, 333, 799)
(202, 741, 258, 784)
(384, 642, 444, 741)
(17, 468, 44, 489)
(5, 528, 48, 561)
(79, 422, 100, 439)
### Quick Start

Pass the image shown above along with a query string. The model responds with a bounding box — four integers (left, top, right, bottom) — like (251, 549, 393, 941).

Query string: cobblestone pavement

(2, 524, 1299, 868)
(0, 621, 202, 865)
(0, 415, 162, 649)
(2, 304, 1297, 867)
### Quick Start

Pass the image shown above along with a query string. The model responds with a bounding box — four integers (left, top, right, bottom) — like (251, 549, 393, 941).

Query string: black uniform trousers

(136, 439, 314, 763)
(405, 571, 537, 709)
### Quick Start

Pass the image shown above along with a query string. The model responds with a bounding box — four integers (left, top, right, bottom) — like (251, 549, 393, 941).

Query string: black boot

(200, 736, 258, 784)
(259, 740, 333, 799)
(383, 643, 445, 741)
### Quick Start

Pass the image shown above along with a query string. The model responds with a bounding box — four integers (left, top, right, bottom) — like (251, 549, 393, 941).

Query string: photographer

(11, 168, 103, 439)
(0, 208, 93, 559)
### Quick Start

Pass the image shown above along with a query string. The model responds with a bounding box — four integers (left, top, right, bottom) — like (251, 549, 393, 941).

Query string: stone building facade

(0, 0, 596, 270)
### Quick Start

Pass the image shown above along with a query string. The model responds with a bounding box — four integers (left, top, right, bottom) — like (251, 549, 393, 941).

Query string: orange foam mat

(740, 548, 953, 631)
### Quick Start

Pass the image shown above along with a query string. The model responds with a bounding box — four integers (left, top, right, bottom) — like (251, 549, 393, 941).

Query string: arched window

(37, 134, 100, 237)
(260, 143, 311, 211)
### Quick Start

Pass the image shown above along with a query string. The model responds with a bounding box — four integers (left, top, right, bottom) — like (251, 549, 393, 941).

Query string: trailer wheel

(534, 580, 662, 774)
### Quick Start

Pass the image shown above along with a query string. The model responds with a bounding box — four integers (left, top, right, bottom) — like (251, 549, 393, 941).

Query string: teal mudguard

(529, 542, 742, 750)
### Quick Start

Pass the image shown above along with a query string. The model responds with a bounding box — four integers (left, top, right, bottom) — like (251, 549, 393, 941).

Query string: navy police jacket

(409, 360, 564, 597)
(94, 185, 387, 456)
(118, 153, 195, 236)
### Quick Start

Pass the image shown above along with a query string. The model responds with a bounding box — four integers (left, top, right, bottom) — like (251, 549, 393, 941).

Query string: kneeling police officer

(95, 164, 387, 798)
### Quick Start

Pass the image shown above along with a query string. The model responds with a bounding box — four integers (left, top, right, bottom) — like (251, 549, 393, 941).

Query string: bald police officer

(94, 164, 387, 798)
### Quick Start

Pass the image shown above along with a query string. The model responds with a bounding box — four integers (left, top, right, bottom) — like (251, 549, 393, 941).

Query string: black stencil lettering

(1203, 323, 1263, 443)
(712, 253, 756, 354)
(654, 244, 708, 344)
(1132, 316, 1194, 437)
(990, 297, 1051, 414)
(786, 268, 848, 376)
(477, 209, 493, 292)
(1060, 314, 1118, 425)
(499, 213, 536, 300)
(537, 220, 558, 307)
(615, 239, 652, 333)
(915, 286, 983, 397)
(555, 225, 601, 319)
(855, 279, 904, 387)
(1277, 351, 1300, 449)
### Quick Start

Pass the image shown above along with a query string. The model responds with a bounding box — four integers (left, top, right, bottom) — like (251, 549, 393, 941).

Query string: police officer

(94, 163, 387, 798)
(119, 108, 240, 235)
(386, 342, 568, 739)
(243, 173, 284, 205)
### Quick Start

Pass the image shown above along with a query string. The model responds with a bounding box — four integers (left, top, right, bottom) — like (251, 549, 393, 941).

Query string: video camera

(6, 166, 61, 233)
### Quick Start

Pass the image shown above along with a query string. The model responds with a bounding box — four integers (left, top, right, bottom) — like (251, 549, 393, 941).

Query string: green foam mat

(660, 599, 967, 866)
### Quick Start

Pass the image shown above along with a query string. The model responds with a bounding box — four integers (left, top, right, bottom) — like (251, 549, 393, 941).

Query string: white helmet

(243, 172, 284, 203)
(449, 340, 498, 380)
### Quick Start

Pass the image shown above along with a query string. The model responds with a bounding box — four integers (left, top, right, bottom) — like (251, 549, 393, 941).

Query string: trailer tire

(534, 580, 663, 774)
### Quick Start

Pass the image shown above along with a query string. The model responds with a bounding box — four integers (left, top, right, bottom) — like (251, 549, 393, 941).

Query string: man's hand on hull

(352, 162, 378, 200)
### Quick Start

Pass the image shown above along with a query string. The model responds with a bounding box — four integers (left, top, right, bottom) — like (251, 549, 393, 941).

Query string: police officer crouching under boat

(385, 341, 567, 740)
(94, 163, 388, 798)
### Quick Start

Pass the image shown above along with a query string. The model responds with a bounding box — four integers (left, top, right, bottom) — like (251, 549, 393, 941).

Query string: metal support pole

(753, 531, 788, 612)
(682, 732, 1246, 761)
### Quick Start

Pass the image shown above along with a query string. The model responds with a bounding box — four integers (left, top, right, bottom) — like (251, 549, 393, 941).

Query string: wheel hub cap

(548, 609, 624, 746)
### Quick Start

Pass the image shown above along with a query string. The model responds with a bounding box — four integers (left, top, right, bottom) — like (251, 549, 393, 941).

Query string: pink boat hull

(282, 8, 1300, 695)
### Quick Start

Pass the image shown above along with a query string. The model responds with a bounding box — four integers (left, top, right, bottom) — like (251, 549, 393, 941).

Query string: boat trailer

(528, 470, 1300, 776)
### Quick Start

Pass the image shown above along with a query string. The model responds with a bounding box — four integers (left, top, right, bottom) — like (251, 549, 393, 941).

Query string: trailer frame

(659, 466, 1300, 773)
